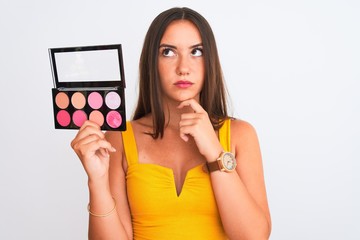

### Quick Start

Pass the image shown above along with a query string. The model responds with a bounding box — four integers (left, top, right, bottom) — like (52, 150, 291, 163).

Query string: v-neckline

(127, 122, 208, 197)
(136, 162, 206, 197)
(169, 163, 205, 197)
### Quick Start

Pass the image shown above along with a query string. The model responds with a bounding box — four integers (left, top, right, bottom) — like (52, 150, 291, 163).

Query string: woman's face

(158, 20, 205, 104)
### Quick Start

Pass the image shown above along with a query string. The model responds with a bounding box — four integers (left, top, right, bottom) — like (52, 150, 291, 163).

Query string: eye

(191, 47, 203, 57)
(161, 48, 176, 57)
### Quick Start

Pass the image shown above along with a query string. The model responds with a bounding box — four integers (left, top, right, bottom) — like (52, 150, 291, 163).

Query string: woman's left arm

(210, 120, 271, 240)
(178, 100, 271, 240)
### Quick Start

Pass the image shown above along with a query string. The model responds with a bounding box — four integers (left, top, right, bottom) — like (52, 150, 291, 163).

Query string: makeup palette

(49, 44, 126, 131)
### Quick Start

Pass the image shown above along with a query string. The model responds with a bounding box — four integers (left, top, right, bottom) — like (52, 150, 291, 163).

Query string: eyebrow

(159, 43, 203, 49)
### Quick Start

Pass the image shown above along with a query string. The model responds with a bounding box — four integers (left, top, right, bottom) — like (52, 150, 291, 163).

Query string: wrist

(207, 151, 237, 173)
(205, 146, 224, 163)
(88, 182, 112, 206)
(88, 175, 110, 192)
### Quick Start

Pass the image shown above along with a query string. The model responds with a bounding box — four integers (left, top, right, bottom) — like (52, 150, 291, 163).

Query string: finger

(180, 133, 189, 142)
(74, 134, 101, 147)
(98, 148, 110, 158)
(179, 118, 199, 129)
(72, 130, 103, 150)
(80, 120, 101, 131)
(82, 125, 105, 139)
(179, 121, 198, 142)
(180, 112, 203, 121)
(73, 135, 116, 155)
(76, 120, 103, 139)
(94, 138, 116, 153)
(78, 139, 116, 161)
(72, 124, 105, 145)
(178, 99, 205, 113)
(93, 139, 116, 155)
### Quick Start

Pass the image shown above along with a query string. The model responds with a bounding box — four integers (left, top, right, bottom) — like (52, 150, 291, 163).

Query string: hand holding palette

(49, 44, 126, 131)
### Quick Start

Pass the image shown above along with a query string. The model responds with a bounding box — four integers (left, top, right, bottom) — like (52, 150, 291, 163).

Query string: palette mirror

(54, 49, 121, 83)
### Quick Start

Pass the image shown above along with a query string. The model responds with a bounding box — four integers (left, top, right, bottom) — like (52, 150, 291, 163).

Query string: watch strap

(207, 160, 221, 172)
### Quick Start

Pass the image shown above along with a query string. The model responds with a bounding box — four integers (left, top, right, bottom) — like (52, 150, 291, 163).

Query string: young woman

(71, 7, 271, 240)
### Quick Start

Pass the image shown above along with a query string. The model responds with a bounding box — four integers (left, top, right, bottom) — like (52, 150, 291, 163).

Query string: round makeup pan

(105, 91, 121, 110)
(89, 110, 104, 127)
(88, 92, 103, 109)
(56, 110, 71, 127)
(73, 110, 87, 127)
(106, 110, 122, 129)
(71, 92, 86, 109)
(55, 92, 69, 109)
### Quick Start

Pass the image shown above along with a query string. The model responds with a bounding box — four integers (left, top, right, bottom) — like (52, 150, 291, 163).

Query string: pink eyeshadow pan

(57, 110, 71, 127)
(55, 92, 69, 109)
(73, 110, 87, 127)
(106, 110, 122, 128)
(89, 110, 104, 126)
(105, 91, 121, 109)
(71, 92, 86, 109)
(88, 92, 103, 109)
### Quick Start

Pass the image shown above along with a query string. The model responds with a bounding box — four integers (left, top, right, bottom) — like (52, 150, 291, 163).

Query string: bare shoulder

(230, 119, 259, 143)
(131, 115, 153, 132)
(229, 118, 261, 159)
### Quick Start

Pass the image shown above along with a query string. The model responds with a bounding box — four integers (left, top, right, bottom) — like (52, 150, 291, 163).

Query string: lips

(174, 80, 193, 88)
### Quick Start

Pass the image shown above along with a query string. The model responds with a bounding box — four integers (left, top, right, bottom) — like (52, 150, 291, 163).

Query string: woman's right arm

(71, 121, 132, 240)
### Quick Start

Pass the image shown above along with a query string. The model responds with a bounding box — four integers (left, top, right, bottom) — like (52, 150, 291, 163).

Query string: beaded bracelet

(87, 197, 117, 217)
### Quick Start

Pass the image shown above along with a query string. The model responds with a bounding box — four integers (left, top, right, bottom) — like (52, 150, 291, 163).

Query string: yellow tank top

(121, 119, 231, 240)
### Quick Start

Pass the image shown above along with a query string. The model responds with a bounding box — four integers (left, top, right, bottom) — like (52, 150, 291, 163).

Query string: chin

(177, 96, 199, 103)
(164, 92, 200, 103)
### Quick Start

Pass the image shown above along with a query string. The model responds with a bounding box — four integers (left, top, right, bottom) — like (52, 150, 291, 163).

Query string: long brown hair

(133, 7, 229, 138)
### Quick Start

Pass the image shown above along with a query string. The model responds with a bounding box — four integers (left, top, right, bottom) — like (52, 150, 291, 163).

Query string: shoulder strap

(219, 119, 231, 152)
(121, 121, 139, 166)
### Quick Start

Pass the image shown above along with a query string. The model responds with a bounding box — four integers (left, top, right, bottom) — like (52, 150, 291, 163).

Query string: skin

(71, 20, 271, 239)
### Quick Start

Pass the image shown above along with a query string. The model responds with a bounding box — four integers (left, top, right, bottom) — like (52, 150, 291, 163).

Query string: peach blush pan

(89, 110, 105, 126)
(55, 92, 69, 109)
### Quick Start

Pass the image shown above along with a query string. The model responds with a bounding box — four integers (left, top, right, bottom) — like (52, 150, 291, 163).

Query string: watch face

(223, 152, 236, 171)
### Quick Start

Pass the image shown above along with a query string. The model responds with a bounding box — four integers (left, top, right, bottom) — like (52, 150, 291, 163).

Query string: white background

(0, 0, 359, 239)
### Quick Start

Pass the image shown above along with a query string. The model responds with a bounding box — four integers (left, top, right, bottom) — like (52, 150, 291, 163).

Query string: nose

(176, 55, 190, 76)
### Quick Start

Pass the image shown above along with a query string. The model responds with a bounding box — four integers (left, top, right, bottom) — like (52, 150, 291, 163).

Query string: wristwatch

(207, 151, 237, 173)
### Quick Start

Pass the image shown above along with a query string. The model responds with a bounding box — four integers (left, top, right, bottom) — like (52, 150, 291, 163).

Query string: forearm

(210, 172, 271, 240)
(87, 179, 130, 240)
